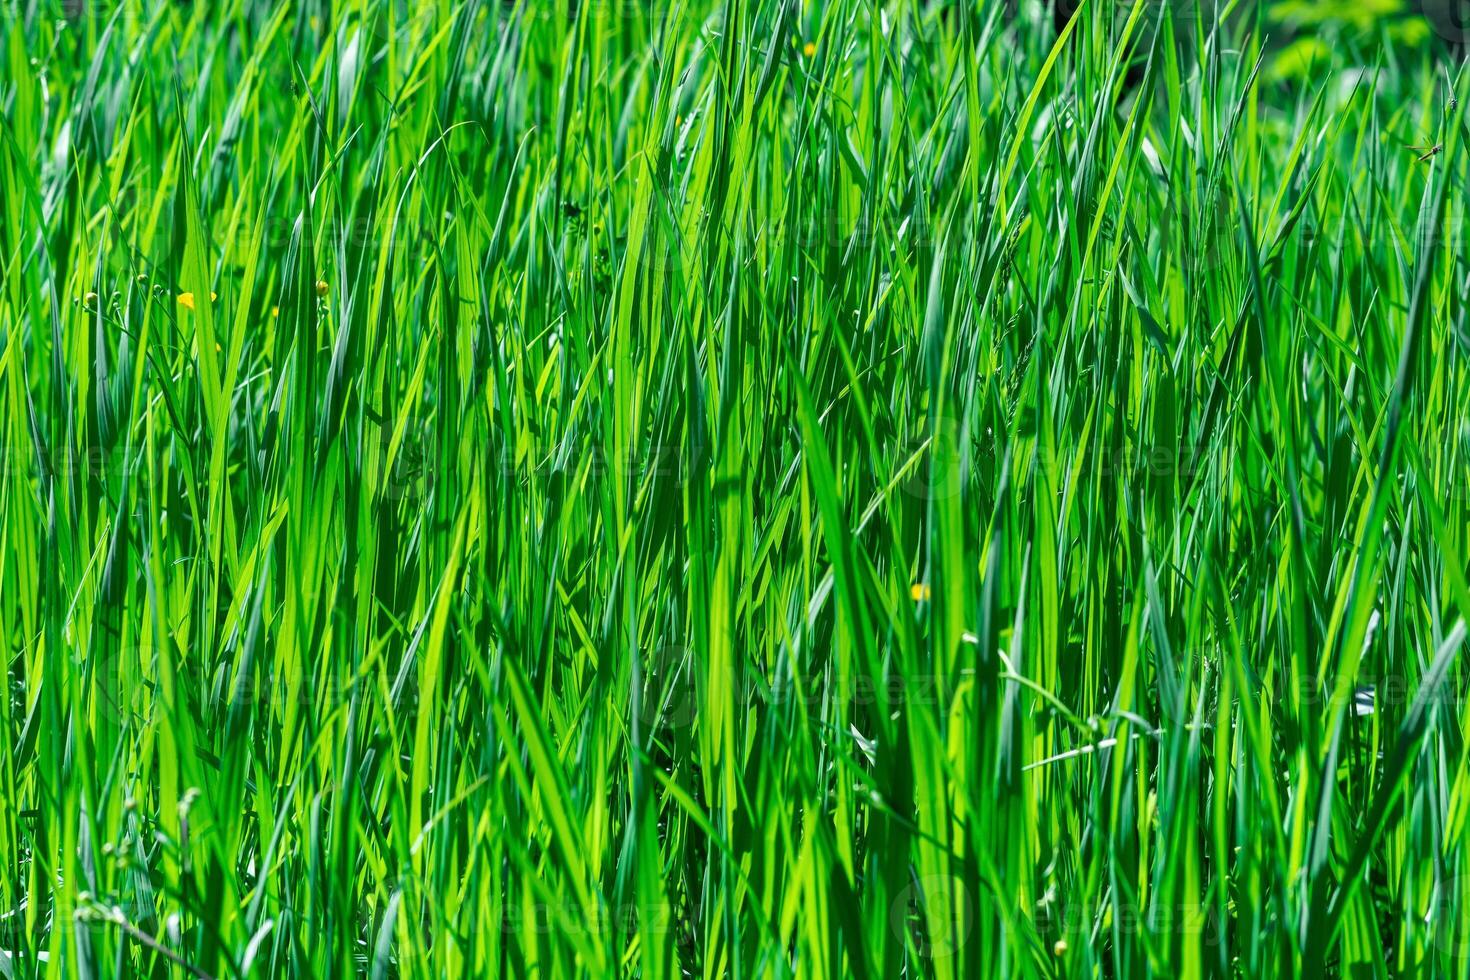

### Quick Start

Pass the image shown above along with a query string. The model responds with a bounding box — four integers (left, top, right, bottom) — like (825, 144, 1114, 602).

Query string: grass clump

(1, 0, 1469, 976)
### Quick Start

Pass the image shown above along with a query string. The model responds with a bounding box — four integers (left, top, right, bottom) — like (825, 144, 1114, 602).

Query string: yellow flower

(315, 279, 329, 297)
(177, 291, 216, 310)
(803, 41, 816, 58)
(910, 583, 931, 602)
(271, 306, 280, 318)
(1053, 939, 1068, 957)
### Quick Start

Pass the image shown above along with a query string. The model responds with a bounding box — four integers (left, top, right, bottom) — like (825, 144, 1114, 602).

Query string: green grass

(1, 0, 1469, 976)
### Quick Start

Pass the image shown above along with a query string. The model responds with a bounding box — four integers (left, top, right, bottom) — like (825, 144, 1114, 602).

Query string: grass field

(2, 0, 1470, 976)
